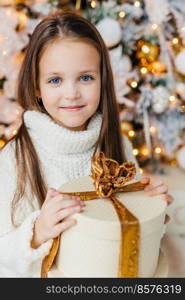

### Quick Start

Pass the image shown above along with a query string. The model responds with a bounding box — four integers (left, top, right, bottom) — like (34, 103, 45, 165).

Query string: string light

(119, 11, 126, 18)
(90, 0, 97, 8)
(12, 129, 18, 136)
(181, 27, 185, 33)
(133, 149, 139, 156)
(141, 45, 150, 54)
(141, 146, 149, 156)
(169, 95, 176, 102)
(128, 130, 135, 137)
(134, 1, 141, 7)
(151, 24, 158, 31)
(140, 67, 148, 74)
(150, 126, 156, 134)
(172, 37, 179, 45)
(140, 168, 143, 175)
(130, 80, 138, 88)
(154, 147, 162, 154)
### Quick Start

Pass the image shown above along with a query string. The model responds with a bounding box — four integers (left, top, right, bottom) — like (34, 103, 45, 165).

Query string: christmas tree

(1, 0, 185, 173)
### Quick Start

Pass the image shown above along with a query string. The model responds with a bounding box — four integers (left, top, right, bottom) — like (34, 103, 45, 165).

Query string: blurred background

(1, 0, 185, 240)
(1, 0, 185, 171)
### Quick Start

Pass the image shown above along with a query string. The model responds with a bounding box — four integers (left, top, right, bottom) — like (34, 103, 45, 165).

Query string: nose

(63, 81, 80, 100)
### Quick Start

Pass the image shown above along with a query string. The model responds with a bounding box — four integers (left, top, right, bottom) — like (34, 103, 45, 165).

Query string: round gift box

(49, 250, 168, 278)
(49, 176, 167, 278)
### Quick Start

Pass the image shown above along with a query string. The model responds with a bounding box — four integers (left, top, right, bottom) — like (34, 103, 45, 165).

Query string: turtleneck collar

(23, 110, 102, 156)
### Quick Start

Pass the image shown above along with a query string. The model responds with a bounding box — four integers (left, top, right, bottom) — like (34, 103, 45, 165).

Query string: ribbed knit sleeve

(0, 143, 53, 277)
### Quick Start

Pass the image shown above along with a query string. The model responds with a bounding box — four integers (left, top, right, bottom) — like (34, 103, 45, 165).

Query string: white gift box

(48, 176, 167, 278)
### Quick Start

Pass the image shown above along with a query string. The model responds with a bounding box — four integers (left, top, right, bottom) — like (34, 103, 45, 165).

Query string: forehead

(39, 39, 100, 75)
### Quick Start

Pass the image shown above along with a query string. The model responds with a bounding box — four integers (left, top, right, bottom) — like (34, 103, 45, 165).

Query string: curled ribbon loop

(91, 152, 136, 197)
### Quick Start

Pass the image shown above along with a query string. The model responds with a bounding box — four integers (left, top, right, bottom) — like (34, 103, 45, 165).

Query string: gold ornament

(140, 57, 149, 67)
(140, 146, 149, 157)
(136, 40, 159, 63)
(75, 0, 82, 10)
(121, 121, 133, 134)
(0, 139, 5, 149)
(17, 11, 28, 31)
(180, 105, 185, 113)
(13, 51, 24, 65)
(15, 0, 26, 3)
(148, 61, 166, 74)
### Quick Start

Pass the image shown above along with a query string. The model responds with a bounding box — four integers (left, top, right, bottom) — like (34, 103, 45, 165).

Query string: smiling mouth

(59, 105, 85, 111)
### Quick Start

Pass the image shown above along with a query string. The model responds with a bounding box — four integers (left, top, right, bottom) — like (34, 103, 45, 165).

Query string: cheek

(84, 83, 101, 106)
(40, 85, 59, 106)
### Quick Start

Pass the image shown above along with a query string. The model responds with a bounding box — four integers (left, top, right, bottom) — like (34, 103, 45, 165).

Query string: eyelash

(48, 75, 94, 85)
(48, 77, 61, 85)
(80, 75, 94, 82)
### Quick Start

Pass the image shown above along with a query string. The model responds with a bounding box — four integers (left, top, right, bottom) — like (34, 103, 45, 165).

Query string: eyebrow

(45, 70, 99, 76)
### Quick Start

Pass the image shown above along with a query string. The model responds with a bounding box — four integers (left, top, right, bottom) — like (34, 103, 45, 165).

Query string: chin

(61, 119, 87, 130)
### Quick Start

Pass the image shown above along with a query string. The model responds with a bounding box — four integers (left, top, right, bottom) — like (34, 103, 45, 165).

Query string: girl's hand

(141, 177, 173, 224)
(0, 99, 23, 140)
(31, 188, 85, 248)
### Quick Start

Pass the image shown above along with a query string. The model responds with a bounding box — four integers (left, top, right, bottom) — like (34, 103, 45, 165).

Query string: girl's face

(38, 39, 101, 131)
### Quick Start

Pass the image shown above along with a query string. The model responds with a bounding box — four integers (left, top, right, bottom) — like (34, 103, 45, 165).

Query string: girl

(0, 11, 172, 277)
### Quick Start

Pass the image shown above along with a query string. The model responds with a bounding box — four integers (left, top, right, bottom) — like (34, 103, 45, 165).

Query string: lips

(61, 105, 84, 108)
(59, 105, 85, 111)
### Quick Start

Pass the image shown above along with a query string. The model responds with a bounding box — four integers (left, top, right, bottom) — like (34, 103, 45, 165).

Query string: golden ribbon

(41, 153, 147, 278)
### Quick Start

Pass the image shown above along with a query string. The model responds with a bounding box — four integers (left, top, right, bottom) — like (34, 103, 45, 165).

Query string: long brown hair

(5, 11, 126, 225)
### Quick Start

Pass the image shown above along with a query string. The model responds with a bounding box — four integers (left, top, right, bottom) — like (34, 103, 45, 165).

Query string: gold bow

(91, 152, 137, 197)
(41, 153, 147, 278)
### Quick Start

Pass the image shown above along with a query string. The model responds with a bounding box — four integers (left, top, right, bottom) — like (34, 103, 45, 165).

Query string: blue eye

(49, 77, 61, 84)
(80, 75, 94, 82)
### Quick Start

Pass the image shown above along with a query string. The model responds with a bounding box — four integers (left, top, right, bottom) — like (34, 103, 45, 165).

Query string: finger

(54, 218, 77, 236)
(141, 177, 150, 184)
(162, 194, 174, 205)
(144, 185, 168, 196)
(50, 189, 60, 199)
(164, 214, 170, 224)
(54, 198, 85, 212)
(45, 192, 85, 212)
(55, 205, 82, 223)
(45, 188, 60, 202)
(54, 193, 82, 204)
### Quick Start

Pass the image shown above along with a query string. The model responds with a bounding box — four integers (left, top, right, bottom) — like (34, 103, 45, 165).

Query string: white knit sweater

(0, 110, 140, 277)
